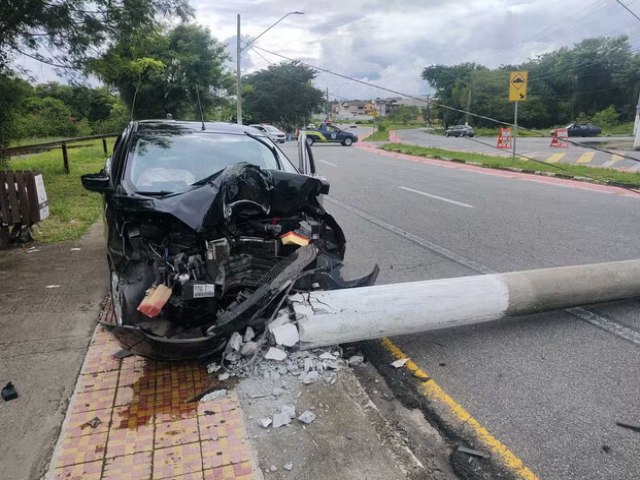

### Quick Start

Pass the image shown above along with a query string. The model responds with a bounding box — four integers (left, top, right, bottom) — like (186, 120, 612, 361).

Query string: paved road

(396, 128, 640, 172)
(284, 133, 640, 479)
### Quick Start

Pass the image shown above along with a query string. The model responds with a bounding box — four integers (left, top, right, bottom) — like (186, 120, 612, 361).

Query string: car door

(297, 133, 316, 175)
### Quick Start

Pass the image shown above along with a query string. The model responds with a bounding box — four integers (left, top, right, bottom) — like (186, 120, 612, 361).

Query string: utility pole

(513, 101, 518, 159)
(326, 87, 329, 117)
(293, 259, 640, 349)
(466, 84, 472, 124)
(236, 14, 242, 125)
(634, 91, 640, 150)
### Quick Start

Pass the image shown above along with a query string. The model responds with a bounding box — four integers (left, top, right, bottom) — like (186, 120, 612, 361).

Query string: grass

(365, 123, 426, 142)
(6, 139, 114, 243)
(8, 136, 70, 147)
(379, 143, 640, 187)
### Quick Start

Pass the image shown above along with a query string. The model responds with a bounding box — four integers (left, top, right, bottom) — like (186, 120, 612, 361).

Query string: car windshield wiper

(191, 169, 224, 186)
(136, 190, 175, 197)
(244, 131, 279, 164)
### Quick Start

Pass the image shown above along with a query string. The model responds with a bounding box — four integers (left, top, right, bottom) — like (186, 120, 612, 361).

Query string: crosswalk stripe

(601, 154, 623, 168)
(576, 152, 596, 164)
(545, 153, 565, 164)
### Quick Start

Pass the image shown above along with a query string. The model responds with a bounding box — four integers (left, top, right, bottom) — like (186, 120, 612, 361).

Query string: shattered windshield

(127, 131, 295, 193)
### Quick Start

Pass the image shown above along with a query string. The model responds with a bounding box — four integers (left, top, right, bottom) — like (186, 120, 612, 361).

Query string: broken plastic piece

(82, 417, 102, 429)
(137, 284, 172, 318)
(1, 382, 18, 401)
(280, 231, 310, 246)
(391, 358, 409, 368)
(112, 349, 133, 359)
(457, 446, 490, 459)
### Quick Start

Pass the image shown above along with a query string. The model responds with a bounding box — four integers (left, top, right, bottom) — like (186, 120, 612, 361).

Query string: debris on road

(281, 404, 296, 418)
(272, 412, 292, 428)
(1, 382, 18, 401)
(348, 355, 364, 366)
(298, 411, 316, 424)
(616, 421, 640, 433)
(283, 462, 293, 471)
(218, 373, 230, 381)
(112, 349, 133, 359)
(228, 332, 243, 352)
(390, 358, 409, 368)
(457, 446, 491, 459)
(81, 417, 102, 429)
(265, 347, 287, 361)
(272, 323, 300, 347)
(259, 418, 272, 428)
(200, 389, 227, 402)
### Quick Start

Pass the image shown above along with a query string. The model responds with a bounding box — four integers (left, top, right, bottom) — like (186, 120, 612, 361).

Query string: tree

(0, 0, 193, 74)
(92, 24, 232, 119)
(387, 105, 420, 124)
(14, 96, 78, 138)
(242, 62, 324, 126)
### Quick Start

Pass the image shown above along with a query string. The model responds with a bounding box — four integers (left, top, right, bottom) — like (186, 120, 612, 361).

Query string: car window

(126, 132, 296, 193)
(264, 125, 280, 132)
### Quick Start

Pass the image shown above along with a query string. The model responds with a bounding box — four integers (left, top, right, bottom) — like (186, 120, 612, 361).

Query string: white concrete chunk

(348, 355, 364, 366)
(264, 347, 287, 361)
(259, 417, 272, 428)
(272, 412, 292, 428)
(272, 323, 300, 347)
(280, 404, 296, 419)
(298, 410, 316, 424)
(391, 358, 409, 368)
(228, 332, 242, 352)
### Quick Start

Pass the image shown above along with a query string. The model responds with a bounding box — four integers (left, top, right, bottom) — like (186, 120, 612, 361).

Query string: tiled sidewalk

(46, 305, 255, 480)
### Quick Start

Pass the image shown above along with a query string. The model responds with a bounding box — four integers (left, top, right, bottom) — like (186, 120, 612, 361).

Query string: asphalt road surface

(283, 131, 640, 480)
(396, 128, 640, 172)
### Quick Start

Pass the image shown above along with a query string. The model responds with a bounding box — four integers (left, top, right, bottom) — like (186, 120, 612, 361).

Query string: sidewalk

(1, 221, 453, 480)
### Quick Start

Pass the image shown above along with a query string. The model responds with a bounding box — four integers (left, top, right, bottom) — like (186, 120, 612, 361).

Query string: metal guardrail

(0, 133, 118, 174)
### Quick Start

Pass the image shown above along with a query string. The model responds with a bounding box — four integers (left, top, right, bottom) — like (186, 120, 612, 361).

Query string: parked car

(81, 120, 378, 360)
(551, 123, 601, 137)
(301, 123, 358, 146)
(248, 123, 286, 143)
(445, 125, 475, 137)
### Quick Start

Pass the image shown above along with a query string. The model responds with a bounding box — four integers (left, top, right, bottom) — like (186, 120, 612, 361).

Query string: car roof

(134, 120, 269, 136)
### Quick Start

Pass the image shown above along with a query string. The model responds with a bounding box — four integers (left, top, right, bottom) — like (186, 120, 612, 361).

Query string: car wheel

(306, 137, 315, 146)
(343, 137, 353, 146)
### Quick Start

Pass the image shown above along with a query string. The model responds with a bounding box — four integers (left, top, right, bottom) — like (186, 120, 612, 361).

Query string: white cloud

(11, 0, 640, 98)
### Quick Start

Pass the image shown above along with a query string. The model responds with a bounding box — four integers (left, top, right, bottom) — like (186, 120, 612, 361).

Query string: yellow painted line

(576, 152, 596, 164)
(545, 153, 566, 164)
(380, 337, 540, 480)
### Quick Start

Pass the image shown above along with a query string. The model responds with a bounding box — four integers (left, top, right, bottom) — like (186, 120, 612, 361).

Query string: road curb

(373, 144, 640, 193)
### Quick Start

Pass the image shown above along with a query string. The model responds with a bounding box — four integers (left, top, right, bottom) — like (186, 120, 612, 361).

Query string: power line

(615, 0, 640, 23)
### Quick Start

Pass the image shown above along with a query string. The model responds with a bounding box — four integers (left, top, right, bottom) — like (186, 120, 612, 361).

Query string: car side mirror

(81, 172, 113, 194)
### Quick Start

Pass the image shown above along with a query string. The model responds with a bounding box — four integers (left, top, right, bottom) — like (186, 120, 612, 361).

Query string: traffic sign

(509, 71, 528, 102)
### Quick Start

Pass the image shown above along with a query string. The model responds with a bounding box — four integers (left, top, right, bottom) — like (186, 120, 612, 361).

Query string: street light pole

(236, 14, 242, 125)
(235, 11, 304, 125)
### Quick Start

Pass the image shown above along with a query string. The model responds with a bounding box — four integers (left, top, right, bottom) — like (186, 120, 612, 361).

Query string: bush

(592, 105, 619, 127)
(14, 96, 79, 138)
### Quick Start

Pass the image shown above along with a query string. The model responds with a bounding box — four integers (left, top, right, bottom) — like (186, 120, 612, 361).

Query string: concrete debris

(272, 387, 284, 397)
(241, 341, 259, 356)
(244, 326, 256, 342)
(218, 373, 230, 381)
(319, 352, 337, 361)
(298, 410, 316, 424)
(264, 347, 287, 361)
(283, 462, 293, 471)
(348, 355, 364, 366)
(269, 465, 277, 472)
(228, 332, 243, 352)
(45, 285, 61, 289)
(200, 389, 227, 402)
(324, 360, 340, 370)
(207, 363, 221, 374)
(272, 323, 299, 347)
(390, 358, 409, 368)
(304, 358, 314, 373)
(268, 312, 291, 332)
(281, 404, 296, 419)
(259, 417, 272, 428)
(70, 247, 82, 251)
(302, 371, 320, 385)
(272, 412, 292, 428)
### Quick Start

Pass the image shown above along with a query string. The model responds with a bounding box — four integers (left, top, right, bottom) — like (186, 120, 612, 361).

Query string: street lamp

(236, 11, 304, 125)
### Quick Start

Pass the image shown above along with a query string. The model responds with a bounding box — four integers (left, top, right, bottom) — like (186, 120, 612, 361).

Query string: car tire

(306, 137, 315, 146)
(343, 137, 353, 146)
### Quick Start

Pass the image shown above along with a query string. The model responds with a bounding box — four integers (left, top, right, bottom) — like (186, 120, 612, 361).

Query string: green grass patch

(5, 139, 114, 243)
(365, 123, 427, 142)
(473, 127, 542, 138)
(379, 143, 640, 187)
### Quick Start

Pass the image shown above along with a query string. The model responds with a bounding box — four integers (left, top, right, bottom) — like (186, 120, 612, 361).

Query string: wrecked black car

(82, 120, 378, 360)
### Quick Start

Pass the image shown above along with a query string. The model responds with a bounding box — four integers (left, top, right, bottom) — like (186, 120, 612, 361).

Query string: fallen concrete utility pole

(294, 259, 640, 349)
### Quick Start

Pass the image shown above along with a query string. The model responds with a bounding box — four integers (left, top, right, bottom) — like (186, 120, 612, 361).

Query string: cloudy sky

(15, 0, 640, 100)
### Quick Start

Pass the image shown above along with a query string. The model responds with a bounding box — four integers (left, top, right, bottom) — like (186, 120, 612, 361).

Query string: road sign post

(508, 71, 528, 160)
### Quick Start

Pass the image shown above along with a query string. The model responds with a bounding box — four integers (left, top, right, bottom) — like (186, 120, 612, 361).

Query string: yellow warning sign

(509, 71, 528, 102)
